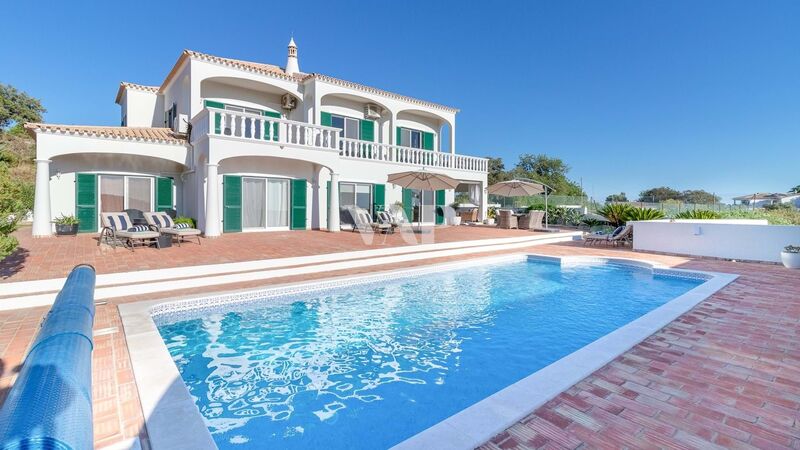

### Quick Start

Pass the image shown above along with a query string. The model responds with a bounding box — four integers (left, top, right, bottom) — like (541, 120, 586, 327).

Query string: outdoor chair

(144, 212, 202, 246)
(99, 212, 160, 251)
(497, 209, 518, 229)
(583, 225, 631, 246)
(377, 211, 400, 232)
(349, 208, 392, 234)
(459, 209, 478, 223)
(518, 210, 545, 230)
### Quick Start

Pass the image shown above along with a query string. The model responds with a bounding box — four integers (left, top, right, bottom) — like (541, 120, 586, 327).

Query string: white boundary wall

(631, 219, 800, 263)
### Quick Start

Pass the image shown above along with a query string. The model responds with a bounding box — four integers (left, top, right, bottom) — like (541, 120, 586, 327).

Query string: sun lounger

(144, 212, 202, 246)
(349, 208, 392, 234)
(99, 212, 160, 251)
(583, 225, 632, 246)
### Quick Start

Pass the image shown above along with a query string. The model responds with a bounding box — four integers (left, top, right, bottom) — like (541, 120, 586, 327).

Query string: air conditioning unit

(364, 103, 382, 120)
(281, 93, 298, 111)
(173, 114, 189, 133)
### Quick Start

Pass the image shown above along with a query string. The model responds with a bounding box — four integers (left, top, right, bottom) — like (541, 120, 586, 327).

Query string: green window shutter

(360, 120, 375, 142)
(373, 184, 385, 216)
(75, 173, 97, 233)
(222, 175, 242, 233)
(423, 132, 435, 151)
(402, 188, 414, 222)
(320, 111, 332, 127)
(205, 101, 225, 134)
(291, 179, 307, 230)
(156, 177, 174, 212)
(263, 111, 280, 141)
(396, 127, 403, 146)
(435, 189, 446, 225)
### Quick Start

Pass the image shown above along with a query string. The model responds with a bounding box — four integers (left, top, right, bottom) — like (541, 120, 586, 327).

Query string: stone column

(327, 171, 340, 232)
(204, 163, 221, 237)
(32, 159, 52, 237)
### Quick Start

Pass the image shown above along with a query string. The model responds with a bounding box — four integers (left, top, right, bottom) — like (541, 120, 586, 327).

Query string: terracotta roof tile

(115, 82, 161, 104)
(24, 123, 186, 145)
(160, 49, 458, 113)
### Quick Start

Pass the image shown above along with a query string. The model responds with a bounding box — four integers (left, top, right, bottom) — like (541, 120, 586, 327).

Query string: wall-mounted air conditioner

(364, 103, 382, 120)
(173, 114, 189, 133)
(282, 94, 298, 110)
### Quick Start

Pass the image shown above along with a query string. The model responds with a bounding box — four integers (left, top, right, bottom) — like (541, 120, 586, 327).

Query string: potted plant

(448, 202, 461, 226)
(485, 207, 497, 225)
(781, 245, 800, 269)
(53, 214, 80, 236)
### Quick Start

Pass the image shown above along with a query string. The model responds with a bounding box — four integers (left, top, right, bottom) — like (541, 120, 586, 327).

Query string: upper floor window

(330, 114, 360, 140)
(399, 127, 435, 150)
(400, 128, 422, 149)
(165, 103, 177, 129)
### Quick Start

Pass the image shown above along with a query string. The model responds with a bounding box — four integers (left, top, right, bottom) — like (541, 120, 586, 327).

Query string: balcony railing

(193, 108, 488, 172)
(195, 107, 340, 151)
(339, 138, 488, 172)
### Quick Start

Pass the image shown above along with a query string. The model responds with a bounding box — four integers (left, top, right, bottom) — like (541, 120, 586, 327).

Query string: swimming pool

(153, 256, 710, 449)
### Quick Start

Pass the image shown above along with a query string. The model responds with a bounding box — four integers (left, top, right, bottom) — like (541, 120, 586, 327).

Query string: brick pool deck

(1, 228, 799, 449)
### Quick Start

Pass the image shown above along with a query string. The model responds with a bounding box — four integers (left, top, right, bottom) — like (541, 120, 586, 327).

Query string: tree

(681, 189, 720, 204)
(605, 192, 628, 202)
(511, 154, 584, 196)
(486, 157, 510, 185)
(790, 185, 800, 194)
(0, 84, 45, 130)
(638, 186, 682, 202)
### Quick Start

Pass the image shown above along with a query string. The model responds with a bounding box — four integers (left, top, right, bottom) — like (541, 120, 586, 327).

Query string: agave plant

(674, 209, 721, 220)
(625, 207, 666, 221)
(596, 203, 634, 227)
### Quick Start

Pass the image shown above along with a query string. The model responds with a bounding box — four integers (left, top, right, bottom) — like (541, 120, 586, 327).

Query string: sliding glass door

(98, 175, 153, 213)
(242, 178, 266, 229)
(242, 177, 289, 230)
(410, 189, 435, 223)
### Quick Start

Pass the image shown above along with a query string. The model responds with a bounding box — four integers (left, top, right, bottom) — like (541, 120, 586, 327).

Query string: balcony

(192, 108, 488, 173)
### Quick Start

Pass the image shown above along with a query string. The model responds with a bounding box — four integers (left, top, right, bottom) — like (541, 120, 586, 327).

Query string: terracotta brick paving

(1, 225, 537, 282)
(1, 232, 799, 449)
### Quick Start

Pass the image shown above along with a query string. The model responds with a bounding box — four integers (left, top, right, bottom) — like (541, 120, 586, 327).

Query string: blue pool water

(156, 259, 703, 449)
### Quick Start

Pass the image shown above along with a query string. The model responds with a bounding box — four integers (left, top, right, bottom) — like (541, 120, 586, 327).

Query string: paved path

(1, 240, 798, 449)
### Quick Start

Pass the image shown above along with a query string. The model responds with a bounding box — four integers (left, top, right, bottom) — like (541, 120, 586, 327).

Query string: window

(409, 189, 435, 223)
(99, 175, 153, 213)
(241, 177, 290, 230)
(223, 104, 266, 138)
(165, 103, 177, 129)
(339, 182, 372, 224)
(329, 114, 360, 140)
(400, 128, 422, 149)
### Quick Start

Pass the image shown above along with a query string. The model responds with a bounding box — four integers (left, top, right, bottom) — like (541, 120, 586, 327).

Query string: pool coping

(118, 253, 737, 450)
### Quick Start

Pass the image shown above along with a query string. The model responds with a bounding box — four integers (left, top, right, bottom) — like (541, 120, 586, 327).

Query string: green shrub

(625, 207, 666, 221)
(0, 235, 17, 259)
(674, 210, 721, 219)
(174, 216, 197, 228)
(719, 208, 800, 225)
(597, 203, 634, 227)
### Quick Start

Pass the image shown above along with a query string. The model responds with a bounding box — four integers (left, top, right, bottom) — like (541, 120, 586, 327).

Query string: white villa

(26, 39, 489, 237)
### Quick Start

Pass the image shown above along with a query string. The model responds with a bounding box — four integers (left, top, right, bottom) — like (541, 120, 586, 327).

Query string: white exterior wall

(631, 219, 800, 263)
(120, 90, 164, 127)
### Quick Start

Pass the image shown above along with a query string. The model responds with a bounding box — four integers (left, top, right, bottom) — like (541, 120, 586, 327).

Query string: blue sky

(2, 0, 798, 202)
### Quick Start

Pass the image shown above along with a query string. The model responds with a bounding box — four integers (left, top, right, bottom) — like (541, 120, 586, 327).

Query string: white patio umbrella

(488, 179, 553, 228)
(387, 169, 460, 229)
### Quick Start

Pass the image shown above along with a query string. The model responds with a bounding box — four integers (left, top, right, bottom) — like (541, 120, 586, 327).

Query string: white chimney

(285, 37, 299, 76)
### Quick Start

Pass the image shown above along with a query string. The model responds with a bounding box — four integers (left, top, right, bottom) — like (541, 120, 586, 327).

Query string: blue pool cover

(0, 264, 97, 450)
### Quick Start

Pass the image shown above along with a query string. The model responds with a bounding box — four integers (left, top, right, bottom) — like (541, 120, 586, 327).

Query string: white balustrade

(194, 108, 487, 172)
